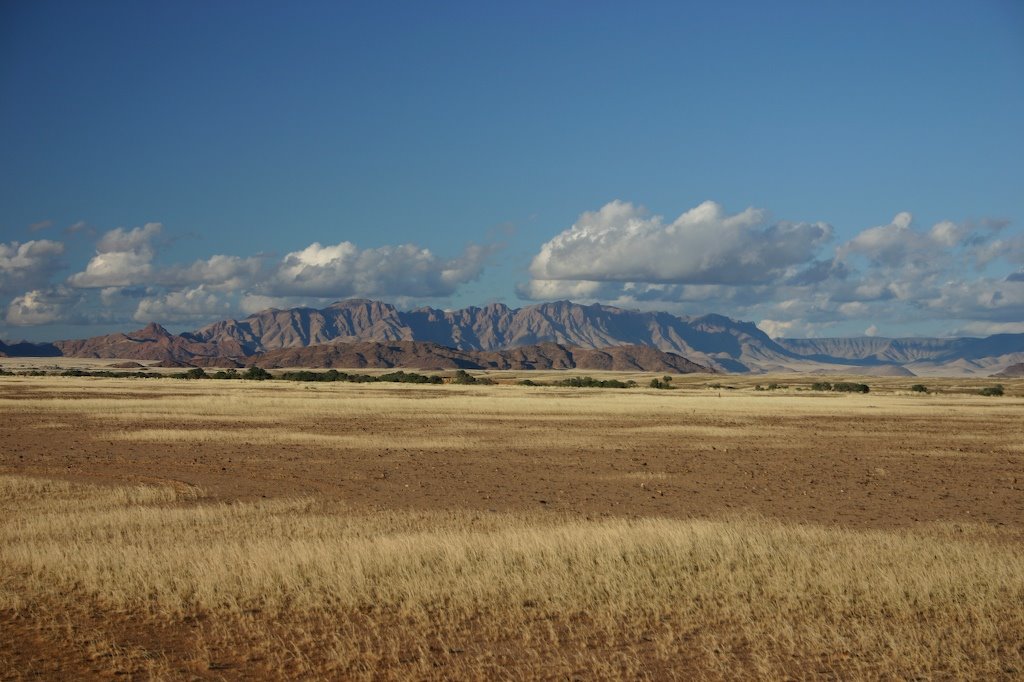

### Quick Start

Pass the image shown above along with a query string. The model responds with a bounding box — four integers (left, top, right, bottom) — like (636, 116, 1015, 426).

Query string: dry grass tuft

(2, 475, 1022, 679)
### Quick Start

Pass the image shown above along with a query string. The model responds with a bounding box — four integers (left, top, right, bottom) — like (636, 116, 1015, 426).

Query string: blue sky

(2, 1, 1022, 341)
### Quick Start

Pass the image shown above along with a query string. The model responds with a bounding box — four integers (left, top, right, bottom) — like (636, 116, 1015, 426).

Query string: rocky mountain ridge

(4, 298, 1023, 375)
(252, 340, 711, 373)
(188, 299, 791, 372)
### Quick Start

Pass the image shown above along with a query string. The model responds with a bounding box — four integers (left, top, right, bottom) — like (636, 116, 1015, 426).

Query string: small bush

(910, 384, 928, 393)
(833, 382, 870, 393)
(451, 370, 478, 385)
(184, 367, 208, 380)
(978, 385, 1004, 397)
(554, 376, 633, 389)
(809, 381, 868, 394)
(242, 366, 273, 381)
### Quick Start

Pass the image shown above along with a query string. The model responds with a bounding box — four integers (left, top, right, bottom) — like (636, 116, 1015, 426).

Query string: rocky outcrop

(188, 299, 793, 372)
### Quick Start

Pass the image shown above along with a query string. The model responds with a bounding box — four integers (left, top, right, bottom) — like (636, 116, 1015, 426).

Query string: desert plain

(1, 369, 1022, 680)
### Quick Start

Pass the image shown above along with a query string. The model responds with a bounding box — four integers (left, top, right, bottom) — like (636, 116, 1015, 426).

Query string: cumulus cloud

(528, 200, 832, 285)
(0, 239, 65, 293)
(5, 287, 81, 326)
(5, 217, 496, 329)
(519, 200, 1023, 337)
(261, 241, 491, 298)
(164, 254, 262, 291)
(68, 223, 161, 288)
(757, 319, 797, 339)
(134, 286, 229, 323)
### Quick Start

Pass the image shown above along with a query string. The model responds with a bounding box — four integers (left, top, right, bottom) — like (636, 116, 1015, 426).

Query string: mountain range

(2, 298, 1023, 376)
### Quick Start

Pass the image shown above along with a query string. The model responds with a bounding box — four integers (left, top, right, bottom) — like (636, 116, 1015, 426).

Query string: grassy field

(1, 374, 1022, 679)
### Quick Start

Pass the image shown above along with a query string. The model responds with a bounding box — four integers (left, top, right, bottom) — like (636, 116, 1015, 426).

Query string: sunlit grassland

(2, 475, 1023, 680)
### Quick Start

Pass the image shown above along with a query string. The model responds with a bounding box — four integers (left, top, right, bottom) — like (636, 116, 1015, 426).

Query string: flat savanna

(1, 374, 1022, 680)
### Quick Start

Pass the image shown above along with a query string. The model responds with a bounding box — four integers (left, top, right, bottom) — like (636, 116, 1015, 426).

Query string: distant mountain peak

(15, 297, 1024, 376)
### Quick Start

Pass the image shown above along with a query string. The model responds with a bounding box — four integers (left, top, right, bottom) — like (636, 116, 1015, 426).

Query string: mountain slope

(14, 298, 1024, 375)
(778, 335, 1024, 376)
(253, 340, 712, 373)
(52, 323, 242, 362)
(778, 335, 1024, 364)
(0, 339, 61, 357)
(190, 299, 794, 371)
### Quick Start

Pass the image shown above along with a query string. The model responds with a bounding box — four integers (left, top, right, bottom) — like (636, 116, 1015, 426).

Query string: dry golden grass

(2, 475, 1022, 680)
(3, 375, 1023, 678)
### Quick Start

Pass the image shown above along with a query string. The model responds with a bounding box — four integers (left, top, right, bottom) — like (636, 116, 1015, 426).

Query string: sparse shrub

(554, 376, 632, 389)
(650, 377, 674, 389)
(978, 384, 1004, 397)
(279, 370, 322, 382)
(809, 381, 868, 394)
(184, 367, 208, 380)
(242, 366, 272, 381)
(833, 382, 869, 393)
(518, 379, 540, 386)
(378, 371, 443, 384)
(452, 369, 478, 385)
(910, 384, 928, 393)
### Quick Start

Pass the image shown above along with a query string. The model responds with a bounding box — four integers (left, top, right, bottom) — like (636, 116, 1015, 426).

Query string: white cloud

(837, 212, 932, 269)
(239, 294, 312, 314)
(262, 241, 491, 298)
(165, 254, 262, 291)
(5, 287, 79, 326)
(134, 286, 229, 323)
(0, 239, 65, 293)
(517, 200, 1024, 339)
(96, 223, 161, 253)
(920, 278, 1024, 321)
(528, 200, 832, 286)
(516, 278, 607, 301)
(864, 324, 879, 337)
(69, 223, 161, 288)
(758, 319, 797, 339)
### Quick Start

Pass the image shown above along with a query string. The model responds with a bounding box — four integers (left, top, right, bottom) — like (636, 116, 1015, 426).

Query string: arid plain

(2, 371, 1022, 680)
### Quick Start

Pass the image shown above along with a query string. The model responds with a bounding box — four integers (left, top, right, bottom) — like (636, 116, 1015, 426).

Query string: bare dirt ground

(2, 374, 1021, 529)
(1, 373, 1022, 679)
